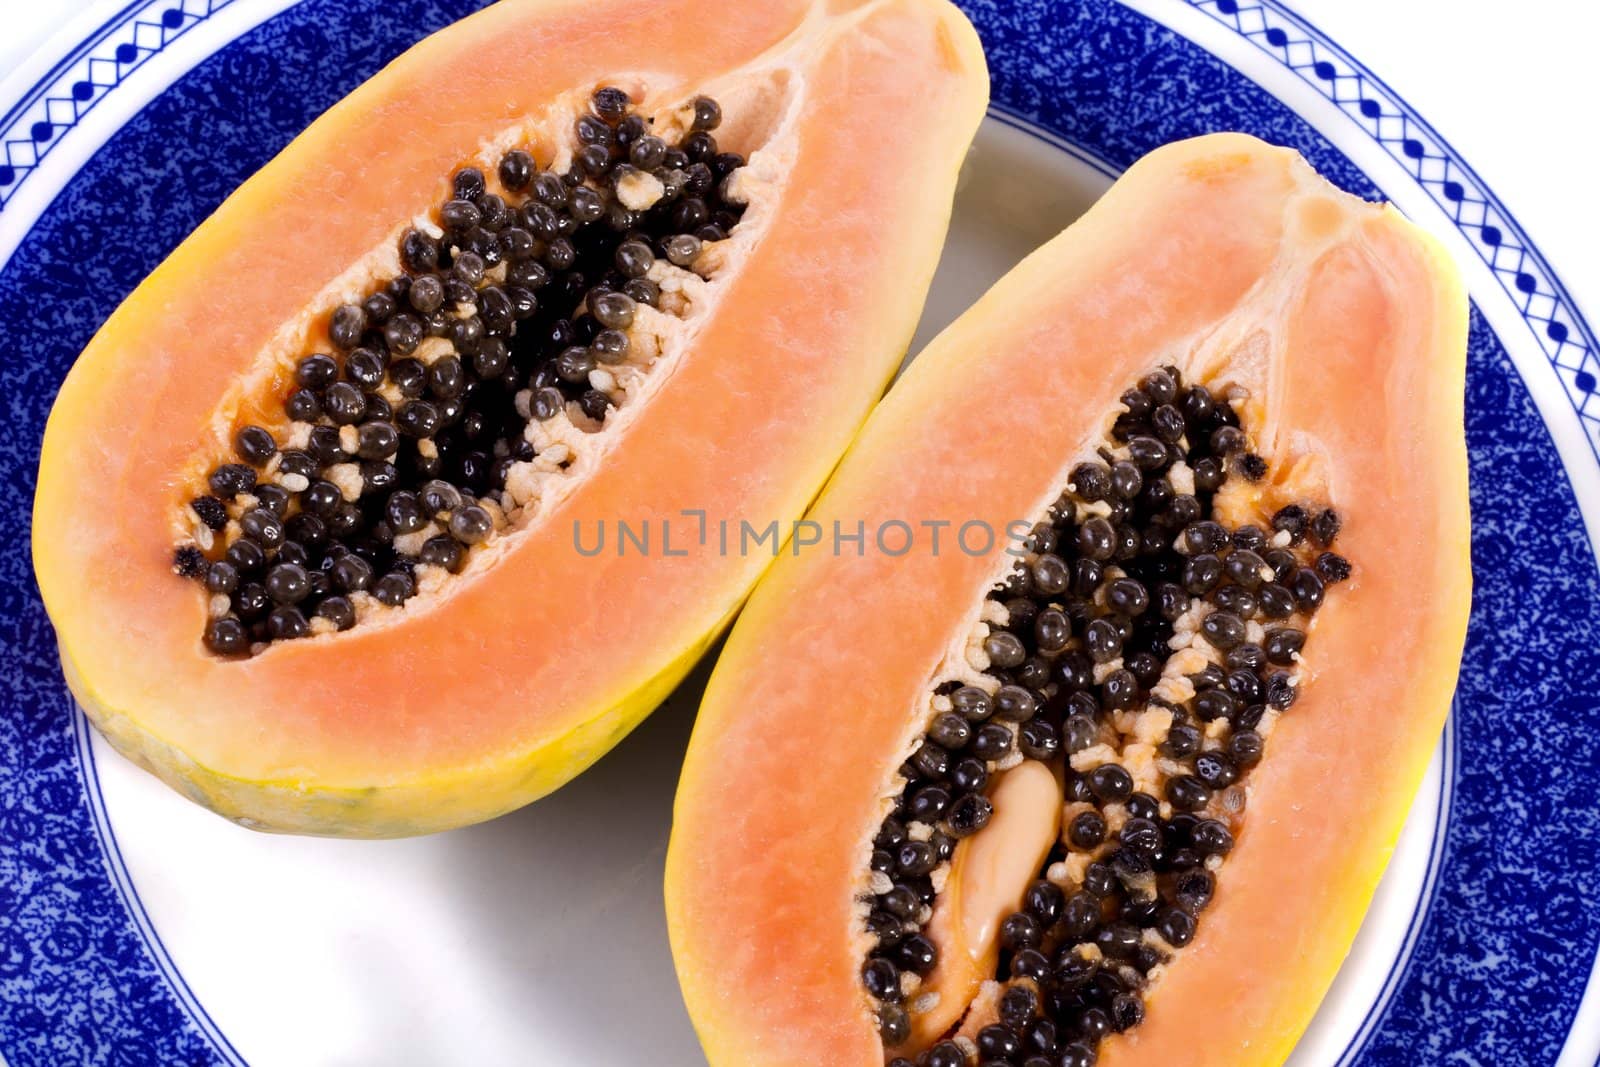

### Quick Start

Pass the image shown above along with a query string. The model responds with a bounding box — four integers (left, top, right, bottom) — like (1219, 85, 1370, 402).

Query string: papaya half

(666, 133, 1469, 1066)
(30, 0, 988, 836)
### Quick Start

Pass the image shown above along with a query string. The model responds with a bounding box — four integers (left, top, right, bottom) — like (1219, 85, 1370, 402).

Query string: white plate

(2, 2, 1598, 1064)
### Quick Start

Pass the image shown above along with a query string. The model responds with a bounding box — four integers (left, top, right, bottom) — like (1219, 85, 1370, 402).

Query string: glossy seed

(862, 958, 901, 1002)
(927, 712, 970, 750)
(203, 617, 249, 655)
(1166, 775, 1211, 812)
(1184, 552, 1225, 601)
(1031, 553, 1070, 595)
(233, 425, 277, 466)
(1290, 567, 1325, 611)
(971, 723, 1014, 761)
(1078, 517, 1115, 561)
(1200, 610, 1246, 650)
(371, 572, 414, 607)
(1228, 729, 1265, 767)
(590, 290, 636, 330)
(1161, 722, 1202, 760)
(1087, 764, 1133, 803)
(591, 328, 630, 364)
(993, 684, 1036, 722)
(665, 233, 702, 266)
(496, 148, 533, 190)
(615, 239, 654, 278)
(1018, 717, 1060, 760)
(878, 1003, 910, 1046)
(449, 505, 493, 545)
(1316, 551, 1352, 583)
(396, 400, 439, 438)
(238, 507, 283, 550)
(1264, 627, 1306, 665)
(1258, 581, 1296, 618)
(985, 632, 1026, 669)
(1106, 577, 1149, 616)
(1034, 608, 1071, 652)
(1210, 425, 1246, 454)
(691, 95, 722, 130)
(1069, 810, 1107, 849)
(266, 605, 308, 640)
(951, 686, 992, 722)
(208, 463, 256, 499)
(1126, 435, 1169, 470)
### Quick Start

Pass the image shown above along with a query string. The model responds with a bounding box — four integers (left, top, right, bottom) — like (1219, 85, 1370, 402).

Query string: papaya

(30, 0, 988, 836)
(666, 133, 1469, 1066)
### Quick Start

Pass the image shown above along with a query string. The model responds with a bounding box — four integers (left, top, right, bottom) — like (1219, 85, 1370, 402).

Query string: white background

(0, 1, 1596, 1064)
(0, 0, 1595, 309)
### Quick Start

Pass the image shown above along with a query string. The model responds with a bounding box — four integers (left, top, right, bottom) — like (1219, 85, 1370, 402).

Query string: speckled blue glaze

(1369, 310, 1600, 1066)
(0, 0, 1595, 1064)
(0, 5, 491, 1064)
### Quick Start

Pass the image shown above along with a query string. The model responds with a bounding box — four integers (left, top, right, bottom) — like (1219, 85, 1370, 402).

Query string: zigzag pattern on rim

(0, 0, 237, 211)
(1189, 0, 1600, 466)
(1, 1, 1596, 1064)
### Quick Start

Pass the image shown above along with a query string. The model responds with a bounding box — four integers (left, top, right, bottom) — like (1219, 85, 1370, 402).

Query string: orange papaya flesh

(31, 0, 989, 836)
(666, 133, 1469, 1066)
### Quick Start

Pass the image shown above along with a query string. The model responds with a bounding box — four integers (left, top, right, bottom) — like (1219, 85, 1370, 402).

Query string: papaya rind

(58, 605, 731, 837)
(666, 134, 1471, 1066)
(33, 0, 990, 836)
(1100, 198, 1471, 1067)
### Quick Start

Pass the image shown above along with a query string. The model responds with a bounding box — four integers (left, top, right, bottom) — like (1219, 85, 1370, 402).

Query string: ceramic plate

(2, 1, 1597, 1064)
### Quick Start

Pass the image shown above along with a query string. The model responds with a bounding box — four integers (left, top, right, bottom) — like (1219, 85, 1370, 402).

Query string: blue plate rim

(0, 1, 1594, 1064)
(0, 0, 241, 201)
(1194, 0, 1600, 469)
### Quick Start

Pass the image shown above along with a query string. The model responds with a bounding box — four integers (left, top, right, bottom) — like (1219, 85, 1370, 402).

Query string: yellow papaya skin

(32, 0, 989, 836)
(667, 133, 1469, 1065)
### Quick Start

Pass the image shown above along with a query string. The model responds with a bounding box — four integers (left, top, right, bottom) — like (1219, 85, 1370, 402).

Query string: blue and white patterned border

(0, 0, 236, 211)
(1190, 0, 1600, 466)
(7, 4, 1588, 420)
(0, 0, 1594, 1063)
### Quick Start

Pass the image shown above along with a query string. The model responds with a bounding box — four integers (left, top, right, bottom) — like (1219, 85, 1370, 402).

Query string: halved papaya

(30, 0, 988, 836)
(666, 133, 1469, 1066)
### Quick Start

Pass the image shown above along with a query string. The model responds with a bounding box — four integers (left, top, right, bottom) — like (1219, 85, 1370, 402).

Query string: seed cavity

(173, 88, 756, 656)
(865, 367, 1352, 1062)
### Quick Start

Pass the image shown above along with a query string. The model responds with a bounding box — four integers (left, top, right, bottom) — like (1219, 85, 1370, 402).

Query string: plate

(2, 1, 1598, 1064)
